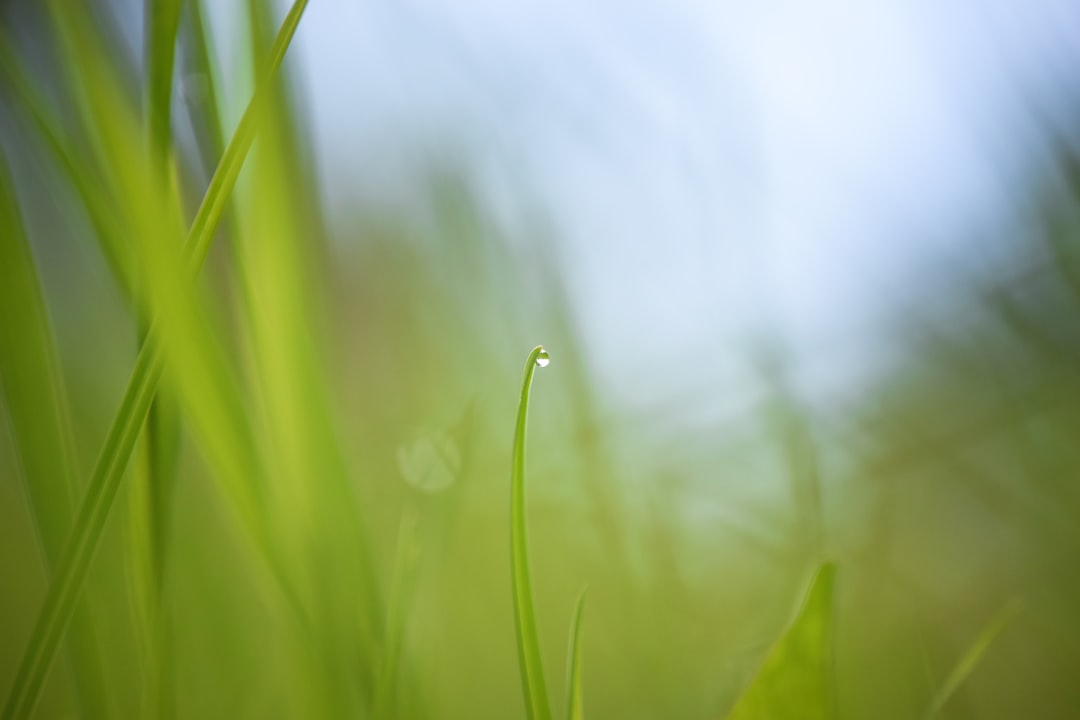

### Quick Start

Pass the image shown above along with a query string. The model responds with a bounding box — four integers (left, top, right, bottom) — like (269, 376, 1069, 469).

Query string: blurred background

(2, 0, 1080, 717)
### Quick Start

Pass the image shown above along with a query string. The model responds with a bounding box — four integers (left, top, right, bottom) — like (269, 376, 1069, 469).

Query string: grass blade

(921, 600, 1020, 720)
(726, 562, 837, 720)
(511, 345, 554, 720)
(0, 148, 111, 720)
(0, 34, 136, 302)
(372, 511, 422, 718)
(145, 0, 183, 167)
(130, 2, 185, 714)
(0, 3, 310, 717)
(242, 3, 383, 703)
(565, 587, 588, 720)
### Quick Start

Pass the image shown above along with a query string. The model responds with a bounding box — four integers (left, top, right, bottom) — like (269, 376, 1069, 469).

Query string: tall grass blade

(131, 1, 185, 715)
(184, 0, 228, 172)
(726, 562, 837, 720)
(511, 345, 553, 720)
(372, 512, 422, 718)
(920, 601, 1020, 720)
(0, 35, 136, 301)
(0, 3, 310, 717)
(565, 588, 588, 720)
(145, 0, 183, 167)
(0, 149, 111, 719)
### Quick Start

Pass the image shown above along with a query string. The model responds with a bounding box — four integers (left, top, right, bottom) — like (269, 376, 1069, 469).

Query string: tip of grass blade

(921, 599, 1021, 720)
(565, 587, 588, 720)
(725, 562, 838, 720)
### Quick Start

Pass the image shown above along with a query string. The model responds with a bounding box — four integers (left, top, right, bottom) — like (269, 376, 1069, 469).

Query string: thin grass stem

(511, 345, 553, 720)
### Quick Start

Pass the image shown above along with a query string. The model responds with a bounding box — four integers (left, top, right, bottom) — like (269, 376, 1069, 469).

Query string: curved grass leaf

(565, 587, 588, 720)
(921, 600, 1020, 720)
(726, 562, 837, 720)
(0, 3, 310, 717)
(511, 345, 553, 720)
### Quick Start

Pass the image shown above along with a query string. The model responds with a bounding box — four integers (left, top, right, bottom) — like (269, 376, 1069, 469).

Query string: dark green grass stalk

(511, 345, 553, 720)
(145, 0, 183, 168)
(0, 3, 310, 717)
(141, 0, 184, 576)
(130, 2, 184, 716)
(565, 588, 588, 720)
(921, 601, 1020, 720)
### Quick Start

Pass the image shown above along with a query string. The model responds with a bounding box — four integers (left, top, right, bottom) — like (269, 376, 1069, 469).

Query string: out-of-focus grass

(1, 2, 1080, 719)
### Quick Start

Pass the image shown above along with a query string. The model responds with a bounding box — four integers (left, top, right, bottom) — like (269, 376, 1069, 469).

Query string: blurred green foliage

(1, 1, 1080, 718)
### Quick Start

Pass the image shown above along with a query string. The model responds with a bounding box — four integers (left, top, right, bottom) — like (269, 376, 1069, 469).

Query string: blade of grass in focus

(565, 588, 587, 720)
(0, 3, 310, 717)
(921, 601, 1020, 720)
(726, 563, 837, 720)
(511, 345, 553, 720)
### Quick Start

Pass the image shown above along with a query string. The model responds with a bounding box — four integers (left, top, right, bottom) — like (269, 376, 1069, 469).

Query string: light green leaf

(726, 562, 837, 720)
(921, 600, 1020, 720)
(565, 587, 588, 720)
(0, 3, 311, 717)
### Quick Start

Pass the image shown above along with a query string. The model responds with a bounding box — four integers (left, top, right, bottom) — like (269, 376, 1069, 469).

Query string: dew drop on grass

(536, 349, 551, 368)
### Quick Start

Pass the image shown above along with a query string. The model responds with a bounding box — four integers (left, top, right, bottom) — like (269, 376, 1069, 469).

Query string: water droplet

(536, 349, 551, 368)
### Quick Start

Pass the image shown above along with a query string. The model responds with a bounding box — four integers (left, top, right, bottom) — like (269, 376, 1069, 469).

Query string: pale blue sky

(205, 0, 1080, 410)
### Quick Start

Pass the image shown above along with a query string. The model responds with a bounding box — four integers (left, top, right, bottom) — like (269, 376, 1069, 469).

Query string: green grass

(1, 2, 1079, 718)
(565, 588, 588, 720)
(725, 563, 837, 720)
(511, 345, 555, 720)
(510, 346, 591, 720)
(922, 601, 1021, 720)
(0, 3, 309, 716)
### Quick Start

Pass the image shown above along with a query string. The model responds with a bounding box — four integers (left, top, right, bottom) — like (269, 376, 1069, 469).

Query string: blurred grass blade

(921, 601, 1020, 720)
(131, 1, 185, 715)
(511, 345, 553, 720)
(145, 0, 183, 166)
(372, 512, 422, 717)
(0, 152, 81, 613)
(138, 0, 185, 609)
(0, 3, 310, 717)
(726, 562, 837, 720)
(0, 34, 136, 302)
(565, 588, 588, 720)
(183, 0, 228, 181)
(0, 149, 111, 719)
(241, 1, 384, 706)
(138, 0, 185, 598)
